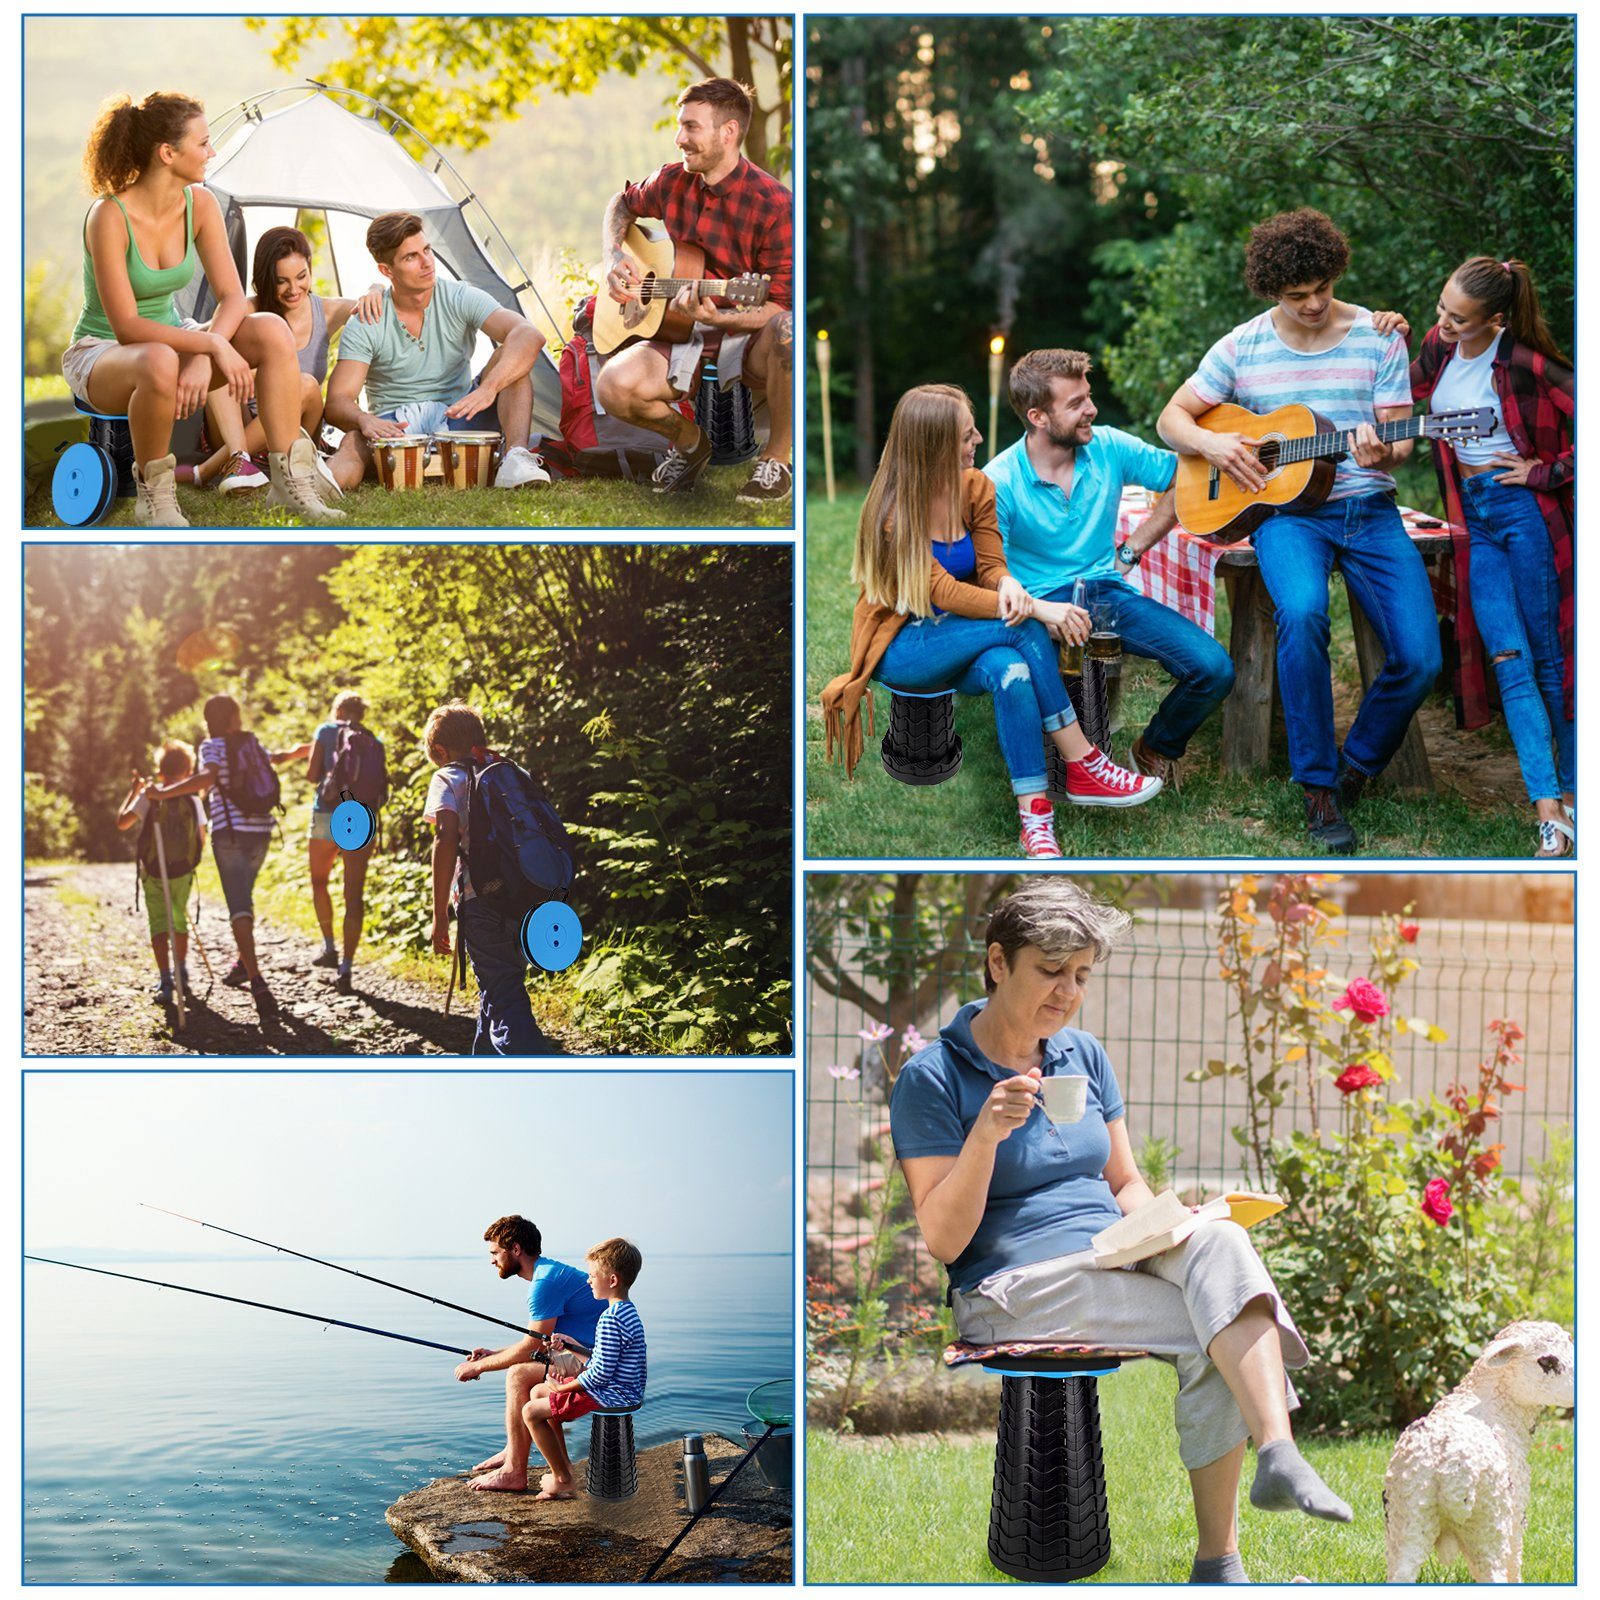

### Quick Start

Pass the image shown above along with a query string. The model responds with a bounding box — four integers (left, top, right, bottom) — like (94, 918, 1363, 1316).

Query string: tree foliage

(256, 15, 792, 176)
(25, 544, 793, 1055)
(806, 15, 1573, 470)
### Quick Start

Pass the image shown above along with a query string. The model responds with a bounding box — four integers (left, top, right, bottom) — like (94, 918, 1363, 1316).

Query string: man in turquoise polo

(984, 348, 1235, 788)
(324, 211, 550, 491)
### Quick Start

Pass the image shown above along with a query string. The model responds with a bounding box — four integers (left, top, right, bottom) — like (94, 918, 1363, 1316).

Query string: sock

(1190, 1553, 1250, 1584)
(322, 936, 336, 957)
(338, 959, 352, 978)
(177, 963, 190, 984)
(157, 970, 174, 990)
(1249, 1439, 1352, 1522)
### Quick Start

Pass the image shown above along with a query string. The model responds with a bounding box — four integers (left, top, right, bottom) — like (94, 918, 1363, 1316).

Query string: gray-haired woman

(890, 881, 1350, 1582)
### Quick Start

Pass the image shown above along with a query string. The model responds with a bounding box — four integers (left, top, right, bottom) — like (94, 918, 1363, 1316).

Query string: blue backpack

(454, 757, 575, 918)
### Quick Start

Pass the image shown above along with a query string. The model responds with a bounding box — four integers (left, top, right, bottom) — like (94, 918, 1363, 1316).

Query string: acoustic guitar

(592, 220, 770, 356)
(1173, 403, 1496, 540)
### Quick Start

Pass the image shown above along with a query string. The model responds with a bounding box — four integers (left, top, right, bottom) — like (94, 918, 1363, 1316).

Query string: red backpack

(556, 296, 693, 480)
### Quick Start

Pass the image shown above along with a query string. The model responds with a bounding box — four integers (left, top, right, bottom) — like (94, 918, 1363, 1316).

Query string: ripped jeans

(951, 1221, 1309, 1470)
(874, 614, 1077, 795)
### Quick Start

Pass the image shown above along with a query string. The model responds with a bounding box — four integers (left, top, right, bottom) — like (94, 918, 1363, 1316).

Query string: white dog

(1383, 1319, 1573, 1582)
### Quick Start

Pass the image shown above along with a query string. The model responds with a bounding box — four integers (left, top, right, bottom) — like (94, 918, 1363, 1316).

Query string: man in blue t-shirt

(1157, 208, 1442, 854)
(453, 1214, 607, 1493)
(324, 211, 551, 492)
(985, 349, 1236, 793)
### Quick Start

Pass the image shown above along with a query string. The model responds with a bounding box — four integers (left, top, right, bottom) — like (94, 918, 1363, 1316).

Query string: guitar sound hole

(1257, 440, 1281, 473)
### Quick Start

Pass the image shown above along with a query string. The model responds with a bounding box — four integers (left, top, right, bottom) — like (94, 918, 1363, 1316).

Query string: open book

(1092, 1189, 1285, 1269)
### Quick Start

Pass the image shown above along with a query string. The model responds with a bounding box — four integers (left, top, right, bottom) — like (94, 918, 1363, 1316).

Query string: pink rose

(1334, 1062, 1382, 1094)
(1421, 1178, 1454, 1227)
(1335, 977, 1390, 1025)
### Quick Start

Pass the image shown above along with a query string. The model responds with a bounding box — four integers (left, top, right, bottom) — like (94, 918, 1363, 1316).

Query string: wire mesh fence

(806, 872, 1574, 1327)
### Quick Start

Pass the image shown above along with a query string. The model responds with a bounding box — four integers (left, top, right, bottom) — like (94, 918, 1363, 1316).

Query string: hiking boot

(312, 947, 339, 970)
(250, 975, 279, 1017)
(1304, 786, 1357, 854)
(1130, 732, 1182, 794)
(735, 458, 792, 504)
(218, 452, 269, 495)
(221, 959, 250, 988)
(1018, 796, 1063, 859)
(1336, 754, 1370, 816)
(135, 454, 189, 528)
(494, 445, 552, 488)
(155, 973, 176, 1004)
(267, 434, 346, 521)
(336, 963, 354, 995)
(651, 428, 713, 494)
(1064, 746, 1163, 807)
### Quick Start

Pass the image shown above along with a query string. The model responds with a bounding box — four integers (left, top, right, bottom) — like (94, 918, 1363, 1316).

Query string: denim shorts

(308, 809, 336, 844)
(212, 830, 272, 919)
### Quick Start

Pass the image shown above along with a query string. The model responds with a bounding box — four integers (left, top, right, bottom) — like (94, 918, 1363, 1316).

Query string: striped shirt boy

(577, 1299, 647, 1411)
(1187, 307, 1412, 501)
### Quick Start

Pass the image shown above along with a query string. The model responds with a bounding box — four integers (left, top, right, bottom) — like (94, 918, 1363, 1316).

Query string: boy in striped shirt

(523, 1238, 647, 1501)
(1159, 208, 1442, 854)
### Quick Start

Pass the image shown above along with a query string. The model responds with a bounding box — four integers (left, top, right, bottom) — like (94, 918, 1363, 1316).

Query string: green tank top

(73, 187, 197, 342)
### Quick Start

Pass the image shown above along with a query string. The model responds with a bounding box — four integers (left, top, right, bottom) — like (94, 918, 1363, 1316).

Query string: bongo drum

(372, 435, 431, 491)
(435, 431, 501, 490)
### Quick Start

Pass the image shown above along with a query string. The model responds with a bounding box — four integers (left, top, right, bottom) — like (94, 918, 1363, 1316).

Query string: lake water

(24, 1251, 793, 1583)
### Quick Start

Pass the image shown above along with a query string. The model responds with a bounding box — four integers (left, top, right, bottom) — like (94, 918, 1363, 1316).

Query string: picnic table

(1112, 490, 1456, 791)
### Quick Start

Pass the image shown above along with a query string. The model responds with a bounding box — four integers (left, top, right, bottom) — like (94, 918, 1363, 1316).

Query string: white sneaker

(266, 435, 346, 521)
(494, 445, 551, 488)
(134, 454, 189, 528)
(218, 452, 269, 495)
(311, 445, 344, 499)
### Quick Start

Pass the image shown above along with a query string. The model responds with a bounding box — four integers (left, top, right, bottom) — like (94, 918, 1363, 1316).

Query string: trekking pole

(445, 925, 459, 1017)
(150, 806, 186, 1031)
(188, 900, 217, 995)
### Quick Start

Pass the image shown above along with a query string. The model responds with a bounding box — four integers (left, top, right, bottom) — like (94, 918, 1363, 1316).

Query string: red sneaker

(1018, 796, 1063, 858)
(1065, 747, 1163, 807)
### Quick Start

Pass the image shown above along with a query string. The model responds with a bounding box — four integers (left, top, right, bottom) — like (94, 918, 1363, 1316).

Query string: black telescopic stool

(586, 1403, 642, 1499)
(881, 689, 963, 785)
(944, 1339, 1147, 1583)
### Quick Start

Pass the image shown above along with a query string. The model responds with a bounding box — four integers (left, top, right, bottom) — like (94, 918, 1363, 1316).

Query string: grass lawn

(804, 491, 1533, 860)
(26, 464, 792, 532)
(805, 1361, 1576, 1584)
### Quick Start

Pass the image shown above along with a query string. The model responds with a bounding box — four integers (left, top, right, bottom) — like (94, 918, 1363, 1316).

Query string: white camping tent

(175, 84, 563, 440)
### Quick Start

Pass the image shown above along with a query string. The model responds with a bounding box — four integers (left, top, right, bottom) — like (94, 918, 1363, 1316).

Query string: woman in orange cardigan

(821, 385, 1161, 858)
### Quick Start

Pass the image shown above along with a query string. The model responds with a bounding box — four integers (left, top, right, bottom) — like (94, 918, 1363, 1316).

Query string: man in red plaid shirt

(595, 78, 793, 504)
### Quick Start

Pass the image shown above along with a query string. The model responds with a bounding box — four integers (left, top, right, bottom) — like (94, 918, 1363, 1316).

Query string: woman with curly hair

(1391, 259, 1574, 856)
(821, 383, 1160, 858)
(1158, 208, 1441, 855)
(60, 92, 342, 526)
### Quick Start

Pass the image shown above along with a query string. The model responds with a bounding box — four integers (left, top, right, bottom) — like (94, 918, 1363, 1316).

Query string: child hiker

(116, 740, 207, 1003)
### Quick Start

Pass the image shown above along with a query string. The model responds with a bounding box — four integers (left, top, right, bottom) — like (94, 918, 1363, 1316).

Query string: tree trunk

(841, 55, 877, 481)
(726, 18, 767, 171)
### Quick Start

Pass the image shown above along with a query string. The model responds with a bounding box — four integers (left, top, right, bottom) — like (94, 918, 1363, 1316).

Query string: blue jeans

(875, 615, 1076, 795)
(458, 896, 554, 1056)
(212, 830, 272, 919)
(1253, 493, 1442, 789)
(1040, 578, 1236, 758)
(1459, 473, 1575, 801)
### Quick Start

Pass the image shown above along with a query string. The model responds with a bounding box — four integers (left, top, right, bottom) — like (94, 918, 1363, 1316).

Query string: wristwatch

(1116, 543, 1143, 570)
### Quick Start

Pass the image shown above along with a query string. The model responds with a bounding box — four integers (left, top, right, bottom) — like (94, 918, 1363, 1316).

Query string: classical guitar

(592, 219, 770, 356)
(1173, 403, 1496, 540)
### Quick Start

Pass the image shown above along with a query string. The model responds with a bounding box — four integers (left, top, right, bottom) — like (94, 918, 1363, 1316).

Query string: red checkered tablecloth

(1112, 490, 1458, 637)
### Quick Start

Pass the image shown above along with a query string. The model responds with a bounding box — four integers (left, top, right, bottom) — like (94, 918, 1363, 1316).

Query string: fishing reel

(330, 789, 376, 852)
(520, 900, 583, 972)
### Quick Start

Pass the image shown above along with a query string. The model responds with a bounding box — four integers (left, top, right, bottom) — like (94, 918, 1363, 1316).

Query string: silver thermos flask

(682, 1433, 711, 1513)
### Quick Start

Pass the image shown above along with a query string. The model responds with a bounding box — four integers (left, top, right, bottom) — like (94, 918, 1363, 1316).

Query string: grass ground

(26, 465, 791, 531)
(804, 491, 1534, 860)
(805, 1361, 1576, 1584)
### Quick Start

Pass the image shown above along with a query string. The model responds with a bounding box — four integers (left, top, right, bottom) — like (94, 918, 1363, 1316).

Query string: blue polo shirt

(984, 426, 1176, 594)
(526, 1257, 606, 1349)
(889, 1000, 1126, 1294)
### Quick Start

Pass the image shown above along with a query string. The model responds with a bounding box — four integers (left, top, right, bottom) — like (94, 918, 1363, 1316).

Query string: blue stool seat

(586, 1403, 642, 1500)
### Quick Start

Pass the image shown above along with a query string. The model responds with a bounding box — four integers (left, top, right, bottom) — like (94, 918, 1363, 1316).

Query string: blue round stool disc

(330, 798, 375, 851)
(53, 441, 118, 528)
(522, 901, 583, 972)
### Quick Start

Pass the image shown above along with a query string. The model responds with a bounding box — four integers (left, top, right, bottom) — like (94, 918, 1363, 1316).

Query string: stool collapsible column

(881, 690, 963, 785)
(586, 1407, 640, 1500)
(984, 1357, 1119, 1583)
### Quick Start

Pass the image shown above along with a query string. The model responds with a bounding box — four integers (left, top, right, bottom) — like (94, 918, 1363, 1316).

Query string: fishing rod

(24, 1256, 473, 1356)
(141, 1203, 531, 1341)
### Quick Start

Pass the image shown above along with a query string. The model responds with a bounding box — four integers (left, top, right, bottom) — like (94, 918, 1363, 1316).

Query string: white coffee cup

(1039, 1074, 1089, 1124)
